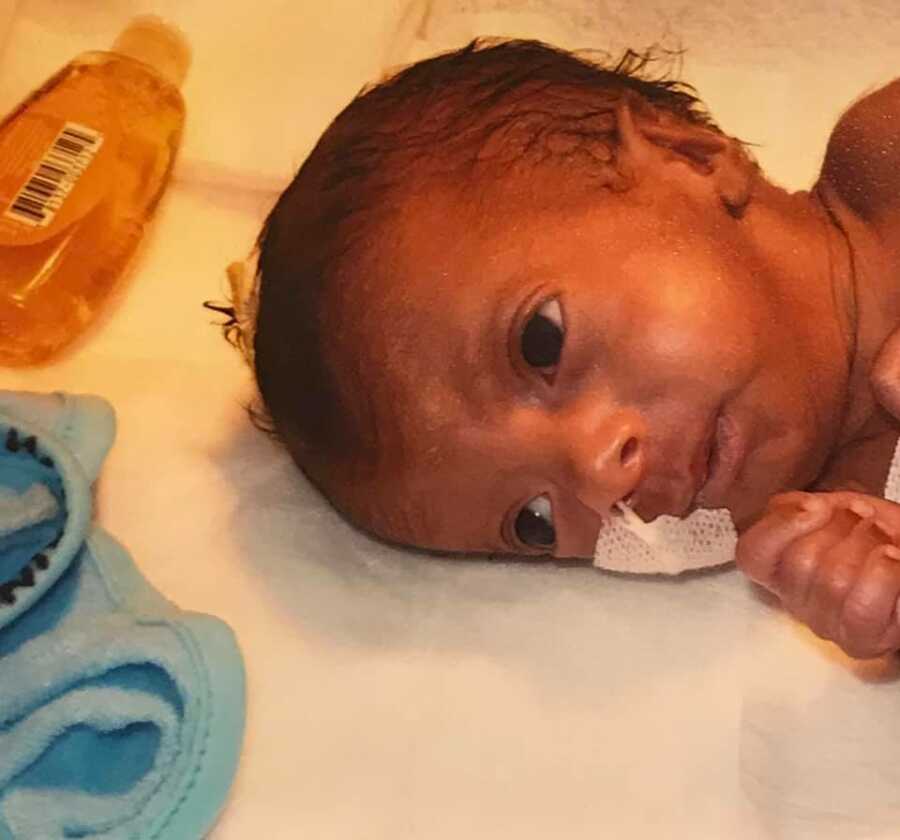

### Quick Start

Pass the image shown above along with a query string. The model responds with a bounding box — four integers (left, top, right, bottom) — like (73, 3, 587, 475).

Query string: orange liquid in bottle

(0, 18, 188, 366)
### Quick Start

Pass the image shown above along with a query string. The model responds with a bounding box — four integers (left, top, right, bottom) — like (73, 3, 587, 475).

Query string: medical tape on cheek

(593, 502, 738, 575)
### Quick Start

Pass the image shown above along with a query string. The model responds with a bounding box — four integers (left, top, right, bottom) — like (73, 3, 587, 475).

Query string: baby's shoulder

(819, 78, 900, 222)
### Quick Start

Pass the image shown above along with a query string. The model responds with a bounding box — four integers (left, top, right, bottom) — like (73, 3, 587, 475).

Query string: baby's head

(251, 40, 853, 559)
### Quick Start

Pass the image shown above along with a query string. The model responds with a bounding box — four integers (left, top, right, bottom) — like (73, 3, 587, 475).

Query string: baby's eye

(521, 298, 564, 373)
(514, 494, 556, 549)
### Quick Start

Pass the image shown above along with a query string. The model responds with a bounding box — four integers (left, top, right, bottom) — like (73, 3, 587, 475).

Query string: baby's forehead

(326, 179, 579, 388)
(329, 188, 494, 336)
(352, 176, 572, 299)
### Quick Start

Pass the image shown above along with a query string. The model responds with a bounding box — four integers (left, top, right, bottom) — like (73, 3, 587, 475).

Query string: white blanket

(4, 2, 900, 838)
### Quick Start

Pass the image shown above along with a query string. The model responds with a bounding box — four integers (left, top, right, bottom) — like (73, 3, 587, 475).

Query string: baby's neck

(738, 178, 891, 464)
(814, 179, 900, 447)
(746, 178, 856, 365)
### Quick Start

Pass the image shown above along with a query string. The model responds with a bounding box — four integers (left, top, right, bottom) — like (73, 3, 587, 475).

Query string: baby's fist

(736, 491, 900, 659)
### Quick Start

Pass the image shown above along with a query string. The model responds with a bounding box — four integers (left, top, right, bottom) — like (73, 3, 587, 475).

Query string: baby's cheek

(633, 299, 752, 382)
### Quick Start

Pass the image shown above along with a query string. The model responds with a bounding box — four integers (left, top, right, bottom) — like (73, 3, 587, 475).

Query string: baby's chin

(722, 496, 768, 532)
(718, 437, 829, 531)
(720, 471, 812, 533)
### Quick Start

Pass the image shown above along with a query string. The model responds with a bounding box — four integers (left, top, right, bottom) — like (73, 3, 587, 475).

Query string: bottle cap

(111, 15, 191, 88)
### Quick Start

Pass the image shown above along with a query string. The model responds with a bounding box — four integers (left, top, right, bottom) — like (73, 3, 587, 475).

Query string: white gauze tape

(593, 503, 738, 576)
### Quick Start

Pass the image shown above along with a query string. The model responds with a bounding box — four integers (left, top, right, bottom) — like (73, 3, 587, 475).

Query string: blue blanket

(0, 391, 245, 839)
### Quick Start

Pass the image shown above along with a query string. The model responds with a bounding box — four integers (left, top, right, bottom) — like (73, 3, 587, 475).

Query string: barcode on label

(4, 122, 104, 228)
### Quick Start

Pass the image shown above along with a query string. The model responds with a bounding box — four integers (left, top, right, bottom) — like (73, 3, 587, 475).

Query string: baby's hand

(736, 491, 900, 659)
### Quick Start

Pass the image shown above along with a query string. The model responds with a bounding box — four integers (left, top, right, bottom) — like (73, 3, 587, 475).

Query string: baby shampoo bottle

(0, 16, 190, 365)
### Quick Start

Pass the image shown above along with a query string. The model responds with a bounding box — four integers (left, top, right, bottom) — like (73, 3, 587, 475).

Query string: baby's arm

(757, 80, 900, 658)
(737, 492, 900, 658)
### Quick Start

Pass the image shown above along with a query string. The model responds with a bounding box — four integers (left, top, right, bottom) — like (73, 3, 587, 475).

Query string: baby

(231, 40, 900, 660)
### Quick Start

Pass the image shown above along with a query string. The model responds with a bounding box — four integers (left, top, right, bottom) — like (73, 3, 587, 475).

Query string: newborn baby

(232, 40, 900, 659)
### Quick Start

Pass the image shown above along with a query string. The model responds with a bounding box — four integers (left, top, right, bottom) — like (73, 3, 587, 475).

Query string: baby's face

(329, 172, 846, 557)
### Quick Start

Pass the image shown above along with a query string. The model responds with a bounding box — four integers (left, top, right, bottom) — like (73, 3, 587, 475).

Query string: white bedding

(4, 2, 900, 838)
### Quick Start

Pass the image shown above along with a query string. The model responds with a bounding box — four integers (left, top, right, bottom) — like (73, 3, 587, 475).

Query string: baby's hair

(243, 38, 718, 515)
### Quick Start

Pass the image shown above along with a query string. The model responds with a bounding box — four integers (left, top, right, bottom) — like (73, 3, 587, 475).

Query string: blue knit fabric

(0, 391, 245, 839)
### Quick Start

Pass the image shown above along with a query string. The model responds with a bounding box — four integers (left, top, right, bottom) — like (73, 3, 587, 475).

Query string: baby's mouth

(695, 410, 745, 510)
(695, 420, 717, 505)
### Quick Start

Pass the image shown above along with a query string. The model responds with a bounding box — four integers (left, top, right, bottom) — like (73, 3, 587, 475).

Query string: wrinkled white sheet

(4, 2, 900, 838)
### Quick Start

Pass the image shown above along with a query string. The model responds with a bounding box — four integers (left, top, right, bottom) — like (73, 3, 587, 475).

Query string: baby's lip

(688, 412, 718, 508)
(695, 410, 746, 509)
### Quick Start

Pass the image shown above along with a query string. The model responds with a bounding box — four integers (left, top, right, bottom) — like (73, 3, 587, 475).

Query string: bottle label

(3, 121, 104, 227)
(0, 68, 119, 247)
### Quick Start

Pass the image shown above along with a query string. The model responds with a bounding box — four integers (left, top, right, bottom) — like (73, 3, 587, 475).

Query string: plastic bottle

(0, 16, 190, 366)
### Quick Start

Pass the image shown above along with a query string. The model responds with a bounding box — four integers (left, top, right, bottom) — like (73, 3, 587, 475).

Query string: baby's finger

(736, 494, 833, 591)
(816, 492, 900, 541)
(774, 521, 851, 612)
(838, 545, 900, 658)
(797, 516, 881, 640)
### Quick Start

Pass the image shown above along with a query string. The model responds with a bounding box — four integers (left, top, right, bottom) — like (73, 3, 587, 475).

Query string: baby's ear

(617, 100, 757, 217)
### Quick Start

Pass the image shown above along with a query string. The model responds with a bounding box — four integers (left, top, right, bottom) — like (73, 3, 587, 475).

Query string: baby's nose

(565, 407, 646, 515)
